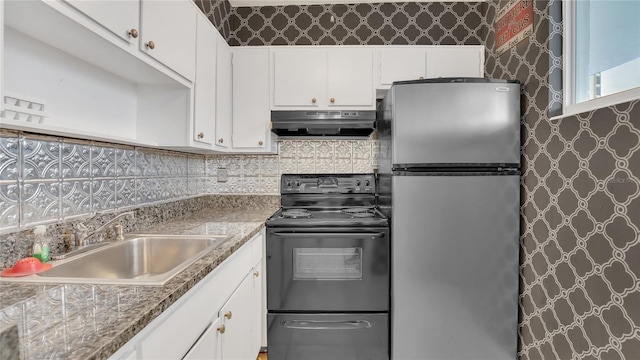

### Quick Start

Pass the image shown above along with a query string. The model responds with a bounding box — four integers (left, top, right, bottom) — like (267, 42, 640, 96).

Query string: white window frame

(557, 0, 640, 120)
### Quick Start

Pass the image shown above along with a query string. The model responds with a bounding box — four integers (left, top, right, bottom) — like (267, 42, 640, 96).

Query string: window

(563, 0, 640, 117)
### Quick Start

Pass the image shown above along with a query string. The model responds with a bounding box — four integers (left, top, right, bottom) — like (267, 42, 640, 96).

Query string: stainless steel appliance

(266, 174, 390, 360)
(270, 110, 376, 136)
(377, 78, 521, 360)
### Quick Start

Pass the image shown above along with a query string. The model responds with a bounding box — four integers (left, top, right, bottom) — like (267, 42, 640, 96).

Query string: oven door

(266, 228, 389, 312)
(267, 313, 388, 360)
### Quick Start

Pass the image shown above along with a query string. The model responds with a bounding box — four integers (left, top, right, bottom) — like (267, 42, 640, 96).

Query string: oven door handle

(282, 320, 373, 330)
(271, 232, 386, 238)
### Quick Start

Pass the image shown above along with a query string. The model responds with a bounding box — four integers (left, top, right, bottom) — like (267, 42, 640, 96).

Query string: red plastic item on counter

(1, 257, 52, 277)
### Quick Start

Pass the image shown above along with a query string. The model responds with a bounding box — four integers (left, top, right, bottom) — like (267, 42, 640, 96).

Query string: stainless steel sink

(28, 234, 230, 285)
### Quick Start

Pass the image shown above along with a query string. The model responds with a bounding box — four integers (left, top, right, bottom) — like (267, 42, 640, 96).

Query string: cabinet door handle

(224, 311, 233, 319)
(218, 138, 224, 144)
(330, 97, 335, 103)
(253, 271, 260, 277)
(258, 141, 263, 146)
(146, 41, 155, 49)
(128, 29, 138, 38)
(311, 98, 317, 104)
(197, 132, 204, 139)
(216, 324, 225, 334)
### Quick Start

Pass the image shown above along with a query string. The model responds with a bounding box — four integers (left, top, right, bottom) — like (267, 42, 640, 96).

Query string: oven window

(293, 248, 363, 280)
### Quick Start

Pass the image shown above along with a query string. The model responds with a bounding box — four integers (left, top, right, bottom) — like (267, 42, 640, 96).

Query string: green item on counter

(32, 225, 50, 263)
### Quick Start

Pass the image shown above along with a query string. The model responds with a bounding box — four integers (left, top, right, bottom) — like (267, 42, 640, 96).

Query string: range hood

(271, 110, 376, 136)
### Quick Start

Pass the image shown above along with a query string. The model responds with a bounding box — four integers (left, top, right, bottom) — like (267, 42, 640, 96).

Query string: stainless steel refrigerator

(376, 78, 520, 360)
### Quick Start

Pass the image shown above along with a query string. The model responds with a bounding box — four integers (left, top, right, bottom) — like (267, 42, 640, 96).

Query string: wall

(228, 1, 485, 45)
(193, 0, 234, 40)
(0, 130, 207, 234)
(0, 132, 373, 267)
(484, 1, 640, 359)
(207, 139, 375, 194)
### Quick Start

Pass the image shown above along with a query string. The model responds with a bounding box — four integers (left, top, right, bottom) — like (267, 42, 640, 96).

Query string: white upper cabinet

(193, 14, 218, 148)
(232, 48, 276, 153)
(215, 33, 233, 152)
(273, 48, 325, 107)
(378, 47, 427, 86)
(63, 0, 139, 45)
(425, 46, 484, 79)
(2, 0, 197, 148)
(272, 47, 375, 109)
(326, 48, 374, 107)
(140, 0, 197, 81)
(376, 45, 485, 92)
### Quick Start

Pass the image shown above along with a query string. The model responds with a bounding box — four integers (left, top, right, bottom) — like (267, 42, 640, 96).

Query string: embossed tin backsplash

(0, 131, 207, 233)
(0, 132, 374, 234)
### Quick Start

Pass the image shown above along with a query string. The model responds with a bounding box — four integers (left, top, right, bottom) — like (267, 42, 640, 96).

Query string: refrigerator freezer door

(391, 82, 520, 166)
(391, 174, 519, 360)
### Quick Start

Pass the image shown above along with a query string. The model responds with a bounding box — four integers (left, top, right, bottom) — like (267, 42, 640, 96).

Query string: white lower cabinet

(183, 317, 223, 360)
(251, 260, 263, 354)
(219, 274, 254, 360)
(108, 233, 264, 360)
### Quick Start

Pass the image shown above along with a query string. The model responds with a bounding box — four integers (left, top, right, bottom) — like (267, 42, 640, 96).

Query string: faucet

(74, 211, 135, 248)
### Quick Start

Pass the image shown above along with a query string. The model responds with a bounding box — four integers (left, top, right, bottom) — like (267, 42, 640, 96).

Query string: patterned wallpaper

(193, 0, 234, 40)
(228, 2, 486, 46)
(484, 1, 640, 359)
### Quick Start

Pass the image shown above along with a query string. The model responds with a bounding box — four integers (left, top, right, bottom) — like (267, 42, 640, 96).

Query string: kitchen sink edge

(0, 217, 273, 359)
(1, 234, 232, 286)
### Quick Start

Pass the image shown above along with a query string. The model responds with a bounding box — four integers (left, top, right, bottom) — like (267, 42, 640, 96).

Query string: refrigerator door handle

(282, 320, 373, 330)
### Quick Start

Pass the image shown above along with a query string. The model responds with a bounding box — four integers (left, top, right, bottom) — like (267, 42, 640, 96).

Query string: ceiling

(229, 0, 485, 7)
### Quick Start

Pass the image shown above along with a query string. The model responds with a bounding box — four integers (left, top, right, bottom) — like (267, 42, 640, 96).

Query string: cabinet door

(140, 0, 196, 81)
(425, 47, 484, 78)
(220, 274, 254, 360)
(182, 317, 223, 360)
(327, 48, 374, 107)
(378, 48, 426, 86)
(251, 261, 264, 356)
(215, 35, 232, 151)
(193, 15, 217, 147)
(273, 48, 325, 107)
(63, 0, 139, 44)
(232, 48, 271, 151)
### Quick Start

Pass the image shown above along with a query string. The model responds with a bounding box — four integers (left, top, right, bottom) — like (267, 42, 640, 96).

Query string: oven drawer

(267, 313, 389, 360)
(266, 228, 389, 311)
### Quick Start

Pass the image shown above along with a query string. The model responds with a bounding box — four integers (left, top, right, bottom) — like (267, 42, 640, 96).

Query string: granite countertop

(0, 206, 277, 360)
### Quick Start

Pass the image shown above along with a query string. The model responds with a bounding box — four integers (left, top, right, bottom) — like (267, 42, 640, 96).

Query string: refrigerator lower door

(391, 174, 519, 360)
(268, 313, 389, 360)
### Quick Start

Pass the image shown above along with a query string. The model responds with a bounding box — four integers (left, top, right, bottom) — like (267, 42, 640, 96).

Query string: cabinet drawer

(137, 243, 252, 359)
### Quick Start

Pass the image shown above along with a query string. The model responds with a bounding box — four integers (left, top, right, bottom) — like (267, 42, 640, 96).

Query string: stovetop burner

(281, 209, 312, 219)
(342, 208, 375, 218)
(266, 174, 389, 228)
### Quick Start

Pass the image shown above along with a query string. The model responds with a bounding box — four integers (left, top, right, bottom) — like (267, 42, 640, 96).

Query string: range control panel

(281, 174, 375, 194)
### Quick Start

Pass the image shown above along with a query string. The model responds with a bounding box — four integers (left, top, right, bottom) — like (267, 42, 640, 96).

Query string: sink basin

(28, 234, 230, 285)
